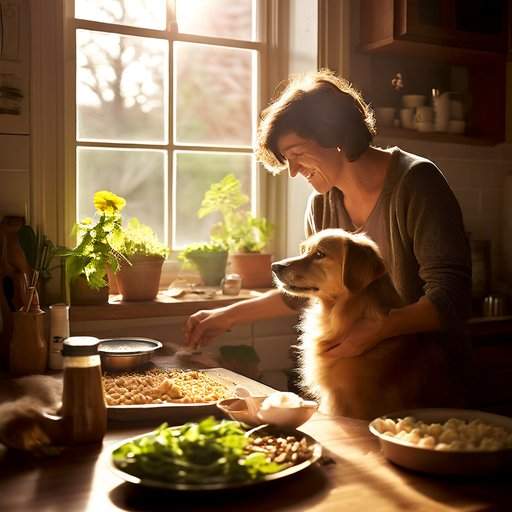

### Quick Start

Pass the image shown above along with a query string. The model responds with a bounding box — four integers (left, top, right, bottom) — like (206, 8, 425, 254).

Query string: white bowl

(369, 408, 512, 476)
(217, 395, 318, 429)
(257, 401, 318, 429)
(402, 95, 426, 109)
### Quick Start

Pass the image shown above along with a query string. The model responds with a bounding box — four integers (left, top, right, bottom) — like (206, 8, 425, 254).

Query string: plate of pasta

(103, 367, 276, 423)
(369, 409, 512, 475)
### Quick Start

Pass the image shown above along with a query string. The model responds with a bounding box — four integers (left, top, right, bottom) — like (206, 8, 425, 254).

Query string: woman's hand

(184, 307, 235, 349)
(322, 317, 385, 358)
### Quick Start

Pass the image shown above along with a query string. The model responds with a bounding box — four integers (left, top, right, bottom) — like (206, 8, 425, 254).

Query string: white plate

(108, 424, 322, 491)
(369, 408, 512, 476)
(107, 368, 276, 423)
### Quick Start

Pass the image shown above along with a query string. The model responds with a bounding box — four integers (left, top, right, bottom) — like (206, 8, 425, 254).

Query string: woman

(185, 69, 471, 385)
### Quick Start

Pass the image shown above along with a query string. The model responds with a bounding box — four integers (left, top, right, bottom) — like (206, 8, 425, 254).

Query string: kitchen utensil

(217, 396, 267, 425)
(98, 337, 163, 371)
(235, 385, 261, 419)
(483, 295, 505, 317)
(433, 91, 451, 132)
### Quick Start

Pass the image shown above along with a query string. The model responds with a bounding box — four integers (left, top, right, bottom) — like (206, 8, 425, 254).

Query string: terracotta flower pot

(115, 254, 164, 301)
(229, 253, 273, 289)
(70, 275, 109, 305)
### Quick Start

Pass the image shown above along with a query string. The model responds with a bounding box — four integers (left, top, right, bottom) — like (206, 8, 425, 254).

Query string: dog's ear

(341, 239, 386, 294)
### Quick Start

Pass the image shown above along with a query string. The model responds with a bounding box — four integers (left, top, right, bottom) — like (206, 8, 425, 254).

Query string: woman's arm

(185, 289, 297, 348)
(323, 296, 440, 357)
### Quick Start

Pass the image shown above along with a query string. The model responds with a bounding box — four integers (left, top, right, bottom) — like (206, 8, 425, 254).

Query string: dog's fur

(272, 228, 456, 420)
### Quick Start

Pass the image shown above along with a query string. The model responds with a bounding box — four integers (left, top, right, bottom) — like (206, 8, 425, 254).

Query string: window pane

(75, 0, 167, 30)
(176, 0, 256, 41)
(77, 30, 168, 143)
(174, 42, 254, 146)
(77, 147, 167, 243)
(173, 151, 253, 248)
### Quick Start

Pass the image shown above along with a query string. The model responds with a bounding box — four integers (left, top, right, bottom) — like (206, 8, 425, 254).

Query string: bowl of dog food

(98, 337, 163, 371)
(369, 408, 512, 476)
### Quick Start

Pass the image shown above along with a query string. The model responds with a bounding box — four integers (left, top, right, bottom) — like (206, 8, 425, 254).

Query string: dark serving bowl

(98, 337, 163, 371)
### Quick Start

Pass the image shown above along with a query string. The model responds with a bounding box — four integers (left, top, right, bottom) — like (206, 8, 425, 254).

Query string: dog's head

(271, 228, 386, 300)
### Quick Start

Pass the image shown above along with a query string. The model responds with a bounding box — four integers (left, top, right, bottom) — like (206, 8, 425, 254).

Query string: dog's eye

(314, 250, 326, 259)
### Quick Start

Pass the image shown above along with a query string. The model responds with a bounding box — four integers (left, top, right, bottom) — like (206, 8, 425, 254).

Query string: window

(73, 0, 263, 250)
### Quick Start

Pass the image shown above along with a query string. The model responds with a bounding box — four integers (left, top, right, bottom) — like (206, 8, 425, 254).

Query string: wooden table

(1, 412, 511, 512)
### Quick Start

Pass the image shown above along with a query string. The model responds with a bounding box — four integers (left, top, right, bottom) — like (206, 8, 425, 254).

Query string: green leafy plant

(59, 190, 128, 290)
(17, 225, 56, 282)
(198, 174, 273, 253)
(113, 217, 169, 259)
(178, 240, 227, 269)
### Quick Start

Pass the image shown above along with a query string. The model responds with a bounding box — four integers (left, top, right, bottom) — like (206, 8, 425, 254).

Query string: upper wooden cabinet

(360, 0, 509, 58)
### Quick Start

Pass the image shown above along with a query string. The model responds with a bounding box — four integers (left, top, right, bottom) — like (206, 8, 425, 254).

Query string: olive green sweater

(289, 147, 472, 361)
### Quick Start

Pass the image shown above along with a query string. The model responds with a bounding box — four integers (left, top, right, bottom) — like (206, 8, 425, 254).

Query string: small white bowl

(257, 401, 318, 429)
(402, 94, 426, 109)
(217, 395, 318, 429)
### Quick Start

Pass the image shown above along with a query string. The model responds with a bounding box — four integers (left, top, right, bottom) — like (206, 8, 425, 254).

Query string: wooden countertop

(1, 414, 511, 511)
(1, 355, 512, 510)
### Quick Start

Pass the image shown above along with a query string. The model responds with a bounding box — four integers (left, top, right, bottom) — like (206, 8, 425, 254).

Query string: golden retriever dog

(271, 228, 454, 420)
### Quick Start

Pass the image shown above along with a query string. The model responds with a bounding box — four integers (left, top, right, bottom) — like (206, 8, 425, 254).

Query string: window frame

(68, 1, 268, 263)
(29, 0, 291, 300)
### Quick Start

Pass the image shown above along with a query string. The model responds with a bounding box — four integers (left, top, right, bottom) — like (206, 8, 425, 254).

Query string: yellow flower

(81, 217, 93, 225)
(94, 190, 126, 214)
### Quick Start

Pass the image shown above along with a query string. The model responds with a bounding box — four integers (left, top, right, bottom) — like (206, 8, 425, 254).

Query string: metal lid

(62, 336, 100, 356)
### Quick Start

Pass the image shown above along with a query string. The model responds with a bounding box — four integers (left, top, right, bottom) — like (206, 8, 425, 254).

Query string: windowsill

(69, 289, 267, 322)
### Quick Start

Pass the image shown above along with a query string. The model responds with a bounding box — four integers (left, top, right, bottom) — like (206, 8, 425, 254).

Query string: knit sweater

(288, 147, 472, 359)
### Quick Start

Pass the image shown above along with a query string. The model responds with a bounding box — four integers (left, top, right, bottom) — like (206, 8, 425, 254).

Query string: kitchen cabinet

(360, 0, 509, 56)
(469, 317, 512, 416)
(358, 0, 509, 144)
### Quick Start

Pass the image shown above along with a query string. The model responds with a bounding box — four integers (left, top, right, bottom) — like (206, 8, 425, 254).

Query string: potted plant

(179, 240, 228, 287)
(59, 190, 127, 305)
(111, 217, 169, 301)
(198, 174, 274, 289)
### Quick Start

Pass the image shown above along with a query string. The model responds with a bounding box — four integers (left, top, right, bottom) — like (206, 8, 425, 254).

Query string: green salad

(112, 417, 285, 484)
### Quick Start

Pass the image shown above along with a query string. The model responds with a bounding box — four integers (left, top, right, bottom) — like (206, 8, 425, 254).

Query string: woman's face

(276, 132, 343, 193)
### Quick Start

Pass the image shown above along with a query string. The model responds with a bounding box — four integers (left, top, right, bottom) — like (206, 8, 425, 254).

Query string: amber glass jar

(61, 336, 107, 444)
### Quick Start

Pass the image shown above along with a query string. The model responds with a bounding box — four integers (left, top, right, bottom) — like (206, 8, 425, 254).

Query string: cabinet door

(396, 0, 507, 52)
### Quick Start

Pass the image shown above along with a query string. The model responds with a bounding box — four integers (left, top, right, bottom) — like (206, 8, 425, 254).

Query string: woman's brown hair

(256, 69, 376, 174)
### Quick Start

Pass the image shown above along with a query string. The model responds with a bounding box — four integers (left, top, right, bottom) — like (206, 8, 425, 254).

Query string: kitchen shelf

(375, 127, 501, 146)
(357, 0, 508, 144)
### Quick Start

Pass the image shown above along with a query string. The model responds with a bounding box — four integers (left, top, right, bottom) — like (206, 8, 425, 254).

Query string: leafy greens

(113, 417, 285, 484)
